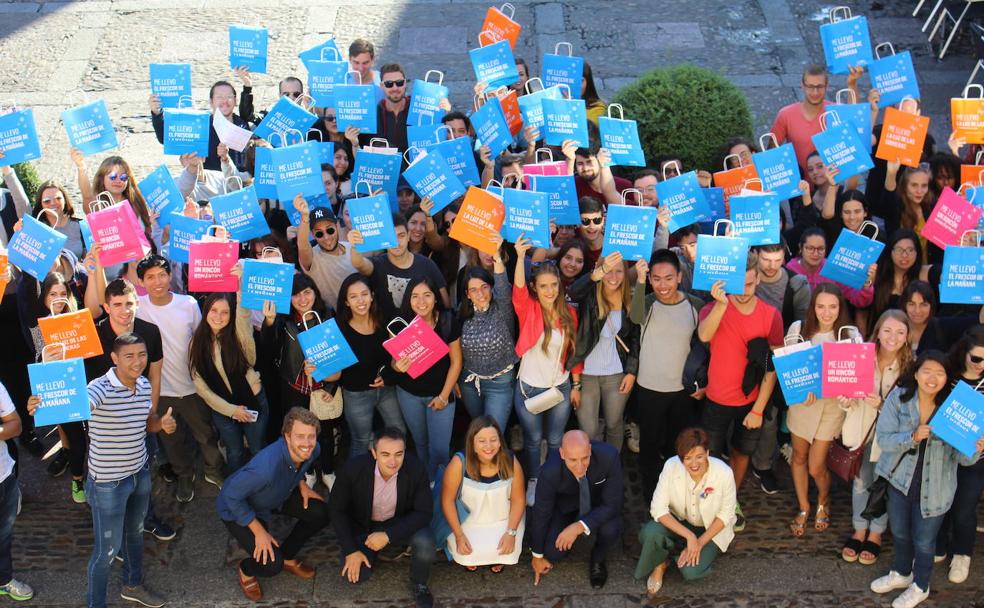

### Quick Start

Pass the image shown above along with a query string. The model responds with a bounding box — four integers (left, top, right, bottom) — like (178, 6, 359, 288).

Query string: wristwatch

(506, 528, 518, 537)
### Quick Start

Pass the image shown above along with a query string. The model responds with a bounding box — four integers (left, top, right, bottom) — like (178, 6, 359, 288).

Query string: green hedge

(13, 162, 41, 202)
(611, 64, 754, 172)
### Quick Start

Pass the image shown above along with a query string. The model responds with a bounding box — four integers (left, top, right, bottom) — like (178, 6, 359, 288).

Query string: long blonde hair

(595, 261, 632, 320)
(898, 165, 934, 232)
(531, 263, 575, 357)
(868, 309, 914, 373)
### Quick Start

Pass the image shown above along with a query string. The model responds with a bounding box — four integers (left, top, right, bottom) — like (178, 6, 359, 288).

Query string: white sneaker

(948, 554, 971, 584)
(625, 423, 640, 454)
(933, 553, 947, 564)
(871, 570, 913, 594)
(891, 583, 929, 608)
(321, 473, 336, 492)
(304, 472, 316, 489)
(526, 478, 537, 507)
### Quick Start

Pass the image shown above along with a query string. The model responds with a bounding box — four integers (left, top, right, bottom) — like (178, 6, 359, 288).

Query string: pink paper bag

(383, 316, 450, 379)
(86, 199, 151, 266)
(921, 187, 984, 249)
(188, 239, 239, 292)
(821, 341, 875, 398)
(522, 160, 568, 189)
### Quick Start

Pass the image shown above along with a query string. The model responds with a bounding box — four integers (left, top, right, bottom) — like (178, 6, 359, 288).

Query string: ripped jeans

(86, 463, 151, 608)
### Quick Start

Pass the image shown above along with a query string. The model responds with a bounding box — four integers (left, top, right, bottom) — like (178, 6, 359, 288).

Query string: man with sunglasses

(294, 196, 356, 310)
(238, 72, 305, 128)
(361, 63, 412, 153)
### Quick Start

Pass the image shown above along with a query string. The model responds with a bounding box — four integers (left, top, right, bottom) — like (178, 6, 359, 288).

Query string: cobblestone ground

(3, 0, 984, 605)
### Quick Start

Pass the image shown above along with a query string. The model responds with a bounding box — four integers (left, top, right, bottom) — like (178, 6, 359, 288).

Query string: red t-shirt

(770, 101, 831, 172)
(699, 298, 784, 406)
(575, 175, 633, 204)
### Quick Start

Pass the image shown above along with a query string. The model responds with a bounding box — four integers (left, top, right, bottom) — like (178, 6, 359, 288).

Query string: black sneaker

(18, 433, 43, 458)
(47, 448, 70, 477)
(412, 584, 433, 608)
(176, 475, 195, 503)
(752, 467, 780, 495)
(157, 464, 177, 484)
(144, 516, 177, 541)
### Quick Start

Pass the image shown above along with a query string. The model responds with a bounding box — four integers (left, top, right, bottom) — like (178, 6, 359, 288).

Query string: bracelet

(506, 528, 518, 537)
(436, 395, 448, 406)
(572, 382, 582, 390)
(749, 409, 763, 417)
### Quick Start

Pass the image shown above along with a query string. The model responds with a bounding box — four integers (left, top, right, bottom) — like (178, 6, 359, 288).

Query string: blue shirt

(216, 438, 320, 526)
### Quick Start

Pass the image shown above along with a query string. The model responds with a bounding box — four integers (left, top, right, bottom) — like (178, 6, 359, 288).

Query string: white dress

(446, 466, 525, 566)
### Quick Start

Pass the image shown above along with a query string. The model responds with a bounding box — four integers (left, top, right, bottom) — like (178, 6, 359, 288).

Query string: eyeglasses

(969, 354, 984, 364)
(802, 245, 826, 254)
(281, 91, 301, 98)
(313, 227, 336, 238)
(382, 79, 406, 88)
(580, 217, 603, 226)
(108, 172, 128, 182)
(323, 114, 337, 122)
(892, 247, 917, 256)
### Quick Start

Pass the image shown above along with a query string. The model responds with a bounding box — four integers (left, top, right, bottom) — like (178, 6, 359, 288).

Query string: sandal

(646, 561, 668, 597)
(789, 511, 808, 538)
(858, 540, 881, 566)
(464, 565, 478, 572)
(841, 537, 863, 563)
(489, 564, 504, 574)
(815, 504, 830, 532)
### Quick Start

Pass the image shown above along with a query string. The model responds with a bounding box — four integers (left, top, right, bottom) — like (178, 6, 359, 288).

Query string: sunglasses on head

(971, 354, 984, 364)
(581, 217, 603, 226)
(108, 172, 128, 182)
(531, 259, 557, 270)
(313, 227, 336, 238)
(383, 79, 406, 88)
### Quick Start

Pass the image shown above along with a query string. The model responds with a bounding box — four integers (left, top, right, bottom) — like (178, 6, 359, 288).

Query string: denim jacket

(875, 386, 981, 518)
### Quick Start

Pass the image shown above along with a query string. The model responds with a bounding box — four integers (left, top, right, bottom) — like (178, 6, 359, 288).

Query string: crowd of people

(0, 16, 982, 608)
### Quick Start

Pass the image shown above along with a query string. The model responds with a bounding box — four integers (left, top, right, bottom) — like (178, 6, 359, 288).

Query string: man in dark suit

(329, 427, 436, 608)
(530, 430, 624, 589)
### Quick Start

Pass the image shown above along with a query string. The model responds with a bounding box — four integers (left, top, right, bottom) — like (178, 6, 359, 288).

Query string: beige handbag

(309, 387, 343, 421)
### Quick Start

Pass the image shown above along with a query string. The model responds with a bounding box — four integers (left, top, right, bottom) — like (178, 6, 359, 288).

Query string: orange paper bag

(960, 150, 984, 186)
(449, 186, 505, 255)
(875, 106, 930, 168)
(952, 85, 984, 144)
(481, 3, 521, 49)
(38, 308, 102, 360)
(0, 250, 7, 302)
(713, 155, 760, 206)
(490, 87, 523, 136)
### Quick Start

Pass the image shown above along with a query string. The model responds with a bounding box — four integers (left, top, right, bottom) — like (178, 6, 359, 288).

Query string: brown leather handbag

(827, 417, 876, 484)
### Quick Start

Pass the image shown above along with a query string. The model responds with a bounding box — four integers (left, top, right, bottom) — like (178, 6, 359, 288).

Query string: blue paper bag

(542, 44, 584, 98)
(427, 130, 481, 187)
(599, 105, 645, 167)
(306, 49, 348, 109)
(347, 191, 398, 252)
(163, 108, 210, 157)
(297, 317, 358, 381)
(137, 165, 183, 227)
(828, 97, 873, 150)
(61, 99, 118, 156)
(518, 83, 563, 132)
(402, 149, 467, 216)
(408, 72, 449, 127)
(307, 137, 334, 166)
(752, 143, 801, 200)
(8, 213, 67, 280)
(79, 218, 93, 251)
(602, 204, 657, 261)
(729, 192, 781, 246)
(811, 119, 874, 183)
(298, 38, 341, 71)
(210, 185, 269, 241)
(940, 244, 984, 304)
(229, 25, 268, 73)
(868, 47, 920, 108)
(656, 171, 712, 233)
(254, 96, 318, 145)
(271, 141, 324, 201)
(929, 381, 984, 457)
(469, 38, 519, 89)
(774, 343, 824, 405)
(353, 149, 402, 210)
(471, 97, 513, 158)
(240, 258, 293, 314)
(820, 225, 884, 289)
(407, 122, 441, 152)
(334, 81, 377, 133)
(530, 174, 580, 225)
(28, 357, 90, 426)
(149, 63, 192, 110)
(253, 146, 278, 200)
(542, 97, 588, 148)
(0, 107, 41, 165)
(820, 13, 873, 75)
(165, 213, 210, 264)
(500, 187, 550, 247)
(700, 187, 727, 222)
(693, 223, 750, 295)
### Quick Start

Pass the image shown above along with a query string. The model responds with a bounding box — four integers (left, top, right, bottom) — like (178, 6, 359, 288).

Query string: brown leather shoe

(282, 559, 316, 579)
(239, 568, 262, 601)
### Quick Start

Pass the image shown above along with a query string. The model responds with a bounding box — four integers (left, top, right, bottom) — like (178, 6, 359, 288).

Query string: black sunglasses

(531, 260, 557, 270)
(313, 227, 336, 238)
(971, 354, 984, 364)
(580, 217, 603, 226)
(383, 79, 406, 88)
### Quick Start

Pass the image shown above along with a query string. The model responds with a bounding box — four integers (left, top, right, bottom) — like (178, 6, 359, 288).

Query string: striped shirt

(86, 369, 151, 482)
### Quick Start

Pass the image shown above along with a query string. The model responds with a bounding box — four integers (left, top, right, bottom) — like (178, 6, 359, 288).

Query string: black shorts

(701, 399, 762, 456)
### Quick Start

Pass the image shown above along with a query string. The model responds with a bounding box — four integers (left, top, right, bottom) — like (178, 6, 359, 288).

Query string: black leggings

(635, 387, 697, 500)
(61, 421, 87, 478)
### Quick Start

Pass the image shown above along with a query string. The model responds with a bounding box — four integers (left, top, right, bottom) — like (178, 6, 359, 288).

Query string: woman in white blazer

(634, 427, 737, 596)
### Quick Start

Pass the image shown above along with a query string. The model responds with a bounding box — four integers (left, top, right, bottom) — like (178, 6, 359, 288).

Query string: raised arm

(697, 282, 728, 343)
(294, 195, 315, 272)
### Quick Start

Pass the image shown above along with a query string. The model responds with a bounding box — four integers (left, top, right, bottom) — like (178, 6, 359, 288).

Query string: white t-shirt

(0, 384, 15, 483)
(519, 329, 569, 389)
(305, 241, 357, 309)
(136, 293, 201, 397)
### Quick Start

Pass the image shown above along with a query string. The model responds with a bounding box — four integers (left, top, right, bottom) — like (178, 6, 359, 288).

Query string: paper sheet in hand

(213, 110, 252, 152)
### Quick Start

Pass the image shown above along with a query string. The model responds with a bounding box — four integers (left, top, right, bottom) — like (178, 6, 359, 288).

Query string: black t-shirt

(338, 323, 393, 392)
(396, 311, 461, 397)
(83, 315, 164, 382)
(369, 253, 447, 319)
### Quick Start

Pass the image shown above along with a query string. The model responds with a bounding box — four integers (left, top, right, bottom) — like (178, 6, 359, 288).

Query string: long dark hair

(900, 280, 938, 322)
(290, 273, 331, 322)
(463, 416, 514, 482)
(800, 283, 851, 340)
(36, 271, 78, 318)
(399, 277, 445, 326)
(948, 325, 984, 380)
(582, 62, 602, 105)
(32, 181, 77, 223)
(554, 238, 590, 284)
(334, 140, 355, 181)
(336, 273, 380, 329)
(872, 228, 923, 317)
(188, 293, 248, 379)
(897, 349, 951, 406)
(457, 266, 495, 322)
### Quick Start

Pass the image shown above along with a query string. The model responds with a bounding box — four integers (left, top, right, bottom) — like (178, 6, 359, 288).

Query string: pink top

(786, 257, 874, 308)
(770, 101, 832, 171)
(371, 464, 398, 522)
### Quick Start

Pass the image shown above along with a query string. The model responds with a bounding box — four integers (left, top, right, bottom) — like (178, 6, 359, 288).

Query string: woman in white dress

(440, 416, 526, 572)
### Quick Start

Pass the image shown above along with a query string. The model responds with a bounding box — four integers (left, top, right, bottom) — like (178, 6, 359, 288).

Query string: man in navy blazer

(529, 430, 624, 589)
(329, 427, 436, 608)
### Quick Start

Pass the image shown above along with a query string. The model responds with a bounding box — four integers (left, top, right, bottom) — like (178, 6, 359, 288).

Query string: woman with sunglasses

(934, 325, 984, 583)
(512, 234, 581, 505)
(900, 281, 984, 355)
(870, 350, 984, 608)
(29, 180, 85, 259)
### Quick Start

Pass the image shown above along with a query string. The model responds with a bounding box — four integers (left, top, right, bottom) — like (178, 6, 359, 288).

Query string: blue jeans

(396, 386, 455, 481)
(86, 463, 151, 608)
(513, 378, 571, 479)
(888, 486, 944, 590)
(0, 475, 20, 586)
(851, 444, 888, 534)
(460, 369, 516, 432)
(936, 464, 984, 557)
(211, 389, 270, 473)
(342, 386, 404, 457)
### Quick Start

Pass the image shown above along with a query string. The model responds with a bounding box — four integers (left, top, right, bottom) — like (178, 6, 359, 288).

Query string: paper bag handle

(403, 146, 422, 165)
(307, 128, 323, 142)
(260, 246, 281, 258)
(354, 180, 374, 198)
(759, 133, 779, 151)
(524, 77, 545, 95)
(423, 70, 444, 86)
(434, 125, 453, 143)
(742, 178, 763, 191)
(783, 334, 805, 347)
(41, 342, 68, 363)
(301, 310, 321, 331)
(874, 42, 895, 59)
(557, 83, 572, 99)
(319, 47, 341, 62)
(486, 180, 505, 198)
(620, 188, 641, 206)
(960, 229, 983, 246)
(535, 148, 554, 163)
(964, 84, 984, 100)
(723, 154, 744, 170)
(345, 70, 363, 85)
(270, 130, 303, 148)
(898, 96, 920, 114)
(818, 111, 841, 132)
(837, 325, 861, 342)
(34, 208, 60, 226)
(368, 138, 391, 149)
(297, 94, 315, 112)
(828, 6, 852, 23)
(48, 298, 71, 316)
(386, 317, 409, 338)
(65, 90, 91, 109)
(478, 30, 498, 47)
(662, 160, 682, 181)
(499, 2, 516, 20)
(205, 225, 229, 241)
(88, 199, 114, 213)
(713, 219, 735, 237)
(959, 182, 978, 203)
(554, 42, 573, 57)
(858, 221, 879, 240)
(835, 88, 857, 105)
(176, 95, 195, 110)
(607, 103, 624, 120)
(95, 191, 115, 207)
(224, 176, 244, 193)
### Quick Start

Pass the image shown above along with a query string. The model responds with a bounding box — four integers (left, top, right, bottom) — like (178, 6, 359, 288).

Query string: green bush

(610, 64, 754, 172)
(13, 162, 41, 202)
